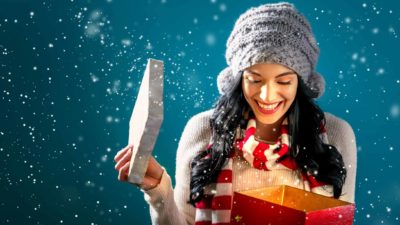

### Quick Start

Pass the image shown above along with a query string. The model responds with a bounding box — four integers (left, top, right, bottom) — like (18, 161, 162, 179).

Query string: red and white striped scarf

(194, 118, 333, 225)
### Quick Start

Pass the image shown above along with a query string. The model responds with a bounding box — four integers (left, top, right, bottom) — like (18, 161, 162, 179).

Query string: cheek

(288, 89, 297, 99)
(284, 85, 298, 101)
(242, 84, 256, 100)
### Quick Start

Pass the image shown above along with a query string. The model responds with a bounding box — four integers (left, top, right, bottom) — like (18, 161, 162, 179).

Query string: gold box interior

(238, 185, 351, 212)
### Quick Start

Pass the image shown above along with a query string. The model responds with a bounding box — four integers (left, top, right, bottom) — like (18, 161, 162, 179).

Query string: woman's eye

(278, 81, 291, 85)
(246, 77, 261, 83)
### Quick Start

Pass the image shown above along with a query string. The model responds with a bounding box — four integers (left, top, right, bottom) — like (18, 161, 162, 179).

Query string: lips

(256, 101, 282, 114)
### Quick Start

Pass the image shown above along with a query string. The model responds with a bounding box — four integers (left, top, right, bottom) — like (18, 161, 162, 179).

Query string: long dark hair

(188, 73, 346, 206)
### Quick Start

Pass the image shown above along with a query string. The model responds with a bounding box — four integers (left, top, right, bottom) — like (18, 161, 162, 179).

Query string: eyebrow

(245, 70, 296, 78)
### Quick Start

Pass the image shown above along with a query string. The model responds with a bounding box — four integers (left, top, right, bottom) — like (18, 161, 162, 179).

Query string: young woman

(114, 2, 357, 225)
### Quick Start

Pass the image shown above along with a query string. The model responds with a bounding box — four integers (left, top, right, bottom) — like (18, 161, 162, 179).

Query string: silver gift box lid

(128, 58, 164, 184)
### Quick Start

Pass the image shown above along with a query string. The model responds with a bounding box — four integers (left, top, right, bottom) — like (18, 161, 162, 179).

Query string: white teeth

(258, 102, 280, 110)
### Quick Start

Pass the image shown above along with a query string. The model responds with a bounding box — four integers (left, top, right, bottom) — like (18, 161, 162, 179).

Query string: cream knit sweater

(142, 109, 357, 225)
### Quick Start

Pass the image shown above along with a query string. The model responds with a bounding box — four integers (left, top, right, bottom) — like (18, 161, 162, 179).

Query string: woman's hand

(114, 144, 164, 191)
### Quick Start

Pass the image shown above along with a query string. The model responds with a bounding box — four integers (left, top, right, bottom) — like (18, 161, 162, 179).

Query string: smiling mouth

(256, 101, 282, 114)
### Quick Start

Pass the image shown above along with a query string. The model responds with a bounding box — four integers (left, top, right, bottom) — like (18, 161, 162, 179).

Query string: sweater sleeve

(324, 112, 357, 203)
(142, 109, 213, 225)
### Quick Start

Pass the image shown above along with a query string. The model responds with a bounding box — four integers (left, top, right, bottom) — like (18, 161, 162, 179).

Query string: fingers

(114, 148, 163, 191)
(114, 148, 133, 171)
(118, 161, 130, 182)
(114, 145, 133, 162)
(117, 161, 160, 190)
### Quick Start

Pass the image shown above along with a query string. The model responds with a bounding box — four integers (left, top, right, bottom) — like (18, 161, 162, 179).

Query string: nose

(259, 84, 277, 102)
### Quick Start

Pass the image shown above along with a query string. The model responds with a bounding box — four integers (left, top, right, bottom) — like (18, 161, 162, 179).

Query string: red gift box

(231, 185, 355, 225)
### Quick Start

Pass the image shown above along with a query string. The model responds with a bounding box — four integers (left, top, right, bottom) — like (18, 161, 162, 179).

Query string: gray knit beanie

(217, 2, 325, 98)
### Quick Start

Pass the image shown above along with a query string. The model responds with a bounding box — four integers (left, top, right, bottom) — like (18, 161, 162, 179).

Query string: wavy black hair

(188, 72, 347, 206)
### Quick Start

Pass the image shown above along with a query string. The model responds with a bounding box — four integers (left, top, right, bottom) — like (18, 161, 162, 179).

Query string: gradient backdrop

(1, 0, 399, 224)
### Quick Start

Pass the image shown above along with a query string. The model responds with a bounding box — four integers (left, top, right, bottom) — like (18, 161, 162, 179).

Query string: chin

(254, 115, 282, 125)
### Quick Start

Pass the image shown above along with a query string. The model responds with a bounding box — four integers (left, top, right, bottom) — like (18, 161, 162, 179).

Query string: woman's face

(242, 63, 299, 125)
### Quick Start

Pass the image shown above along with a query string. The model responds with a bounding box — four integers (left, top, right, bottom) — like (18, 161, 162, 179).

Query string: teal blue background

(1, 0, 399, 224)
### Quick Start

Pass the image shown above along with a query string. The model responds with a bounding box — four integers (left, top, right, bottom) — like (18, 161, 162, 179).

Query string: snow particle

(220, 4, 227, 12)
(390, 104, 399, 118)
(352, 53, 358, 60)
(85, 24, 100, 37)
(106, 116, 113, 123)
(90, 74, 99, 83)
(121, 39, 132, 47)
(145, 42, 153, 50)
(205, 33, 216, 46)
(376, 68, 385, 75)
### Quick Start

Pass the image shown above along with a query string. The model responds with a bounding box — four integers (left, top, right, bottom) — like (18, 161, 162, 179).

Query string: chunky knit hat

(217, 2, 325, 98)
